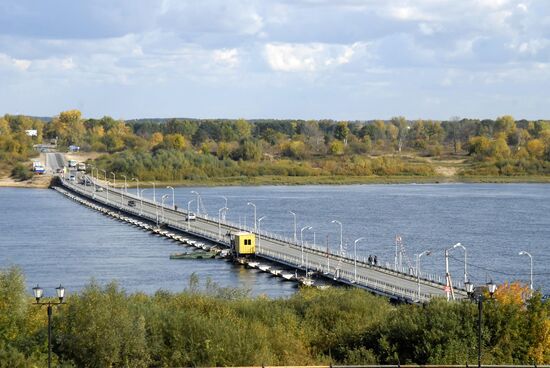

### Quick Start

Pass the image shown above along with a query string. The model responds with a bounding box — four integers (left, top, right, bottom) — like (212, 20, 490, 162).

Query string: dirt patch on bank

(0, 174, 52, 188)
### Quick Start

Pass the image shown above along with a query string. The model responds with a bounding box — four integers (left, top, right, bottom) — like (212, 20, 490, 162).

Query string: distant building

(25, 129, 38, 137)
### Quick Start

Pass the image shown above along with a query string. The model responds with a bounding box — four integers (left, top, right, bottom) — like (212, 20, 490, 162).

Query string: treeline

(0, 115, 43, 180)
(3, 110, 550, 181)
(0, 267, 548, 367)
(46, 111, 550, 179)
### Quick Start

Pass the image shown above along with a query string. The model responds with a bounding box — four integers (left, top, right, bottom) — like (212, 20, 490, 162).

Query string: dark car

(128, 200, 136, 207)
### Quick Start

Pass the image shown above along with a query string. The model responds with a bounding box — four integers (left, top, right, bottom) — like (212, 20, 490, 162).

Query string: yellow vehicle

(231, 232, 256, 256)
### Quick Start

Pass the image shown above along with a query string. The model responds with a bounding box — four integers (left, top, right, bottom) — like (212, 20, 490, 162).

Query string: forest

(0, 267, 548, 367)
(2, 111, 550, 183)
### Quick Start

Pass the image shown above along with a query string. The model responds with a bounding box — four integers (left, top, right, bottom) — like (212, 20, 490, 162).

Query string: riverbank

(118, 174, 550, 187)
(2, 174, 550, 189)
(0, 174, 51, 188)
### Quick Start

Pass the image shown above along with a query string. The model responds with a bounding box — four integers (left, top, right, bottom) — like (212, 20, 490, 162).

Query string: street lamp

(140, 188, 148, 215)
(166, 186, 175, 209)
(110, 172, 116, 187)
(32, 284, 66, 368)
(218, 207, 228, 239)
(331, 220, 343, 255)
(445, 243, 461, 301)
(187, 199, 195, 230)
(132, 178, 139, 198)
(247, 202, 257, 231)
(100, 169, 109, 202)
(191, 191, 200, 215)
(258, 216, 266, 253)
(300, 226, 312, 266)
(464, 280, 497, 368)
(518, 251, 533, 290)
(289, 211, 297, 243)
(149, 182, 158, 225)
(453, 243, 468, 283)
(416, 250, 431, 300)
(120, 174, 127, 205)
(353, 237, 365, 282)
(161, 194, 169, 223)
(220, 196, 228, 220)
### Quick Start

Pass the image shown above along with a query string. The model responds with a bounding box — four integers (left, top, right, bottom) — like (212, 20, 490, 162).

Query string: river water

(0, 184, 548, 297)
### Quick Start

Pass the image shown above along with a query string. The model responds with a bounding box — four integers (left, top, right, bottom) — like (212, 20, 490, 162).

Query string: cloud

(264, 42, 364, 72)
(0, 0, 549, 119)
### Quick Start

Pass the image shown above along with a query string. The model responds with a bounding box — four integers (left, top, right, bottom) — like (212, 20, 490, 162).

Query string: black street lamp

(465, 280, 497, 368)
(32, 284, 66, 368)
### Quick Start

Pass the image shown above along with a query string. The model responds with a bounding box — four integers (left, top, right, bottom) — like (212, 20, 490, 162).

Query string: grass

(119, 174, 550, 188)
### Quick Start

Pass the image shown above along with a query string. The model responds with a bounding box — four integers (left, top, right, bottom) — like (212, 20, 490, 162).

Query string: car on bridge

(186, 213, 196, 221)
(128, 200, 136, 207)
(96, 187, 104, 192)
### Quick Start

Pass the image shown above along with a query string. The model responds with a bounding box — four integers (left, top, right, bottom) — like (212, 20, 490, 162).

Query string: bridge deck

(56, 177, 467, 303)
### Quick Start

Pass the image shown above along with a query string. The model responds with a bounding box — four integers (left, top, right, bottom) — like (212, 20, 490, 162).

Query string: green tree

(334, 122, 350, 145)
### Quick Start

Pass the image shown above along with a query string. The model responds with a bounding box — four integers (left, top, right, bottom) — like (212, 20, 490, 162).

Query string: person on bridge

(368, 255, 373, 265)
(373, 255, 378, 266)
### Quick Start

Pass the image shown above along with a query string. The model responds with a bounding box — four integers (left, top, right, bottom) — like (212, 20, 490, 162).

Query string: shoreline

(2, 174, 550, 189)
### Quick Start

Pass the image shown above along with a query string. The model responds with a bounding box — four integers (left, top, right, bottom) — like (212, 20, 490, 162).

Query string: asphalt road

(45, 152, 66, 173)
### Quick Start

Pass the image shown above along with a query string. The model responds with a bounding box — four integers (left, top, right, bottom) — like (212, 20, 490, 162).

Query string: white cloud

(264, 42, 363, 72)
(0, 53, 32, 71)
(213, 48, 239, 68)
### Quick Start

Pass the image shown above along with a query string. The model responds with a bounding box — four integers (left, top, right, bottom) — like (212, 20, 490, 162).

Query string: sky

(0, 0, 549, 120)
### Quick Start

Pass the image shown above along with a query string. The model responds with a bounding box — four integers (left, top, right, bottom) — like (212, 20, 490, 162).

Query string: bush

(10, 164, 33, 181)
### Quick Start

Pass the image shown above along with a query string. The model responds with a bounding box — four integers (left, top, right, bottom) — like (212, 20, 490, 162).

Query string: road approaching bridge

(55, 176, 467, 303)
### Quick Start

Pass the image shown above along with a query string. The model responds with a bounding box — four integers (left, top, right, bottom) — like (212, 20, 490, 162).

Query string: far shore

(2, 174, 550, 189)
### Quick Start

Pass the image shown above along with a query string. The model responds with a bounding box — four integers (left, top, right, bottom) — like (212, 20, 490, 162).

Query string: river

(0, 184, 548, 297)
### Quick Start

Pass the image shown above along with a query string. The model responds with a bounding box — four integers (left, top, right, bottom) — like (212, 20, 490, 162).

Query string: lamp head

(453, 243, 462, 249)
(464, 281, 474, 295)
(486, 280, 497, 297)
(32, 284, 43, 302)
(56, 284, 65, 302)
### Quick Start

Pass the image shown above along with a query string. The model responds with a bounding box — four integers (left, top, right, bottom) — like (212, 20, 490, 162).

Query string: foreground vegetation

(1, 267, 548, 367)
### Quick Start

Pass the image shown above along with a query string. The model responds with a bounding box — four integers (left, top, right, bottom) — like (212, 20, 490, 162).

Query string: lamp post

(149, 181, 156, 203)
(453, 242, 468, 283)
(140, 188, 148, 215)
(416, 250, 431, 300)
(32, 284, 66, 368)
(187, 199, 194, 230)
(88, 165, 96, 193)
(220, 196, 228, 220)
(258, 216, 266, 253)
(247, 202, 256, 231)
(99, 169, 108, 201)
(218, 207, 228, 239)
(445, 243, 461, 301)
(518, 251, 533, 290)
(289, 211, 297, 243)
(354, 237, 365, 282)
(132, 178, 139, 198)
(465, 280, 497, 368)
(161, 194, 169, 223)
(300, 226, 312, 266)
(166, 186, 175, 209)
(149, 182, 158, 225)
(191, 191, 200, 215)
(120, 174, 127, 205)
(331, 220, 343, 255)
(110, 172, 116, 187)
